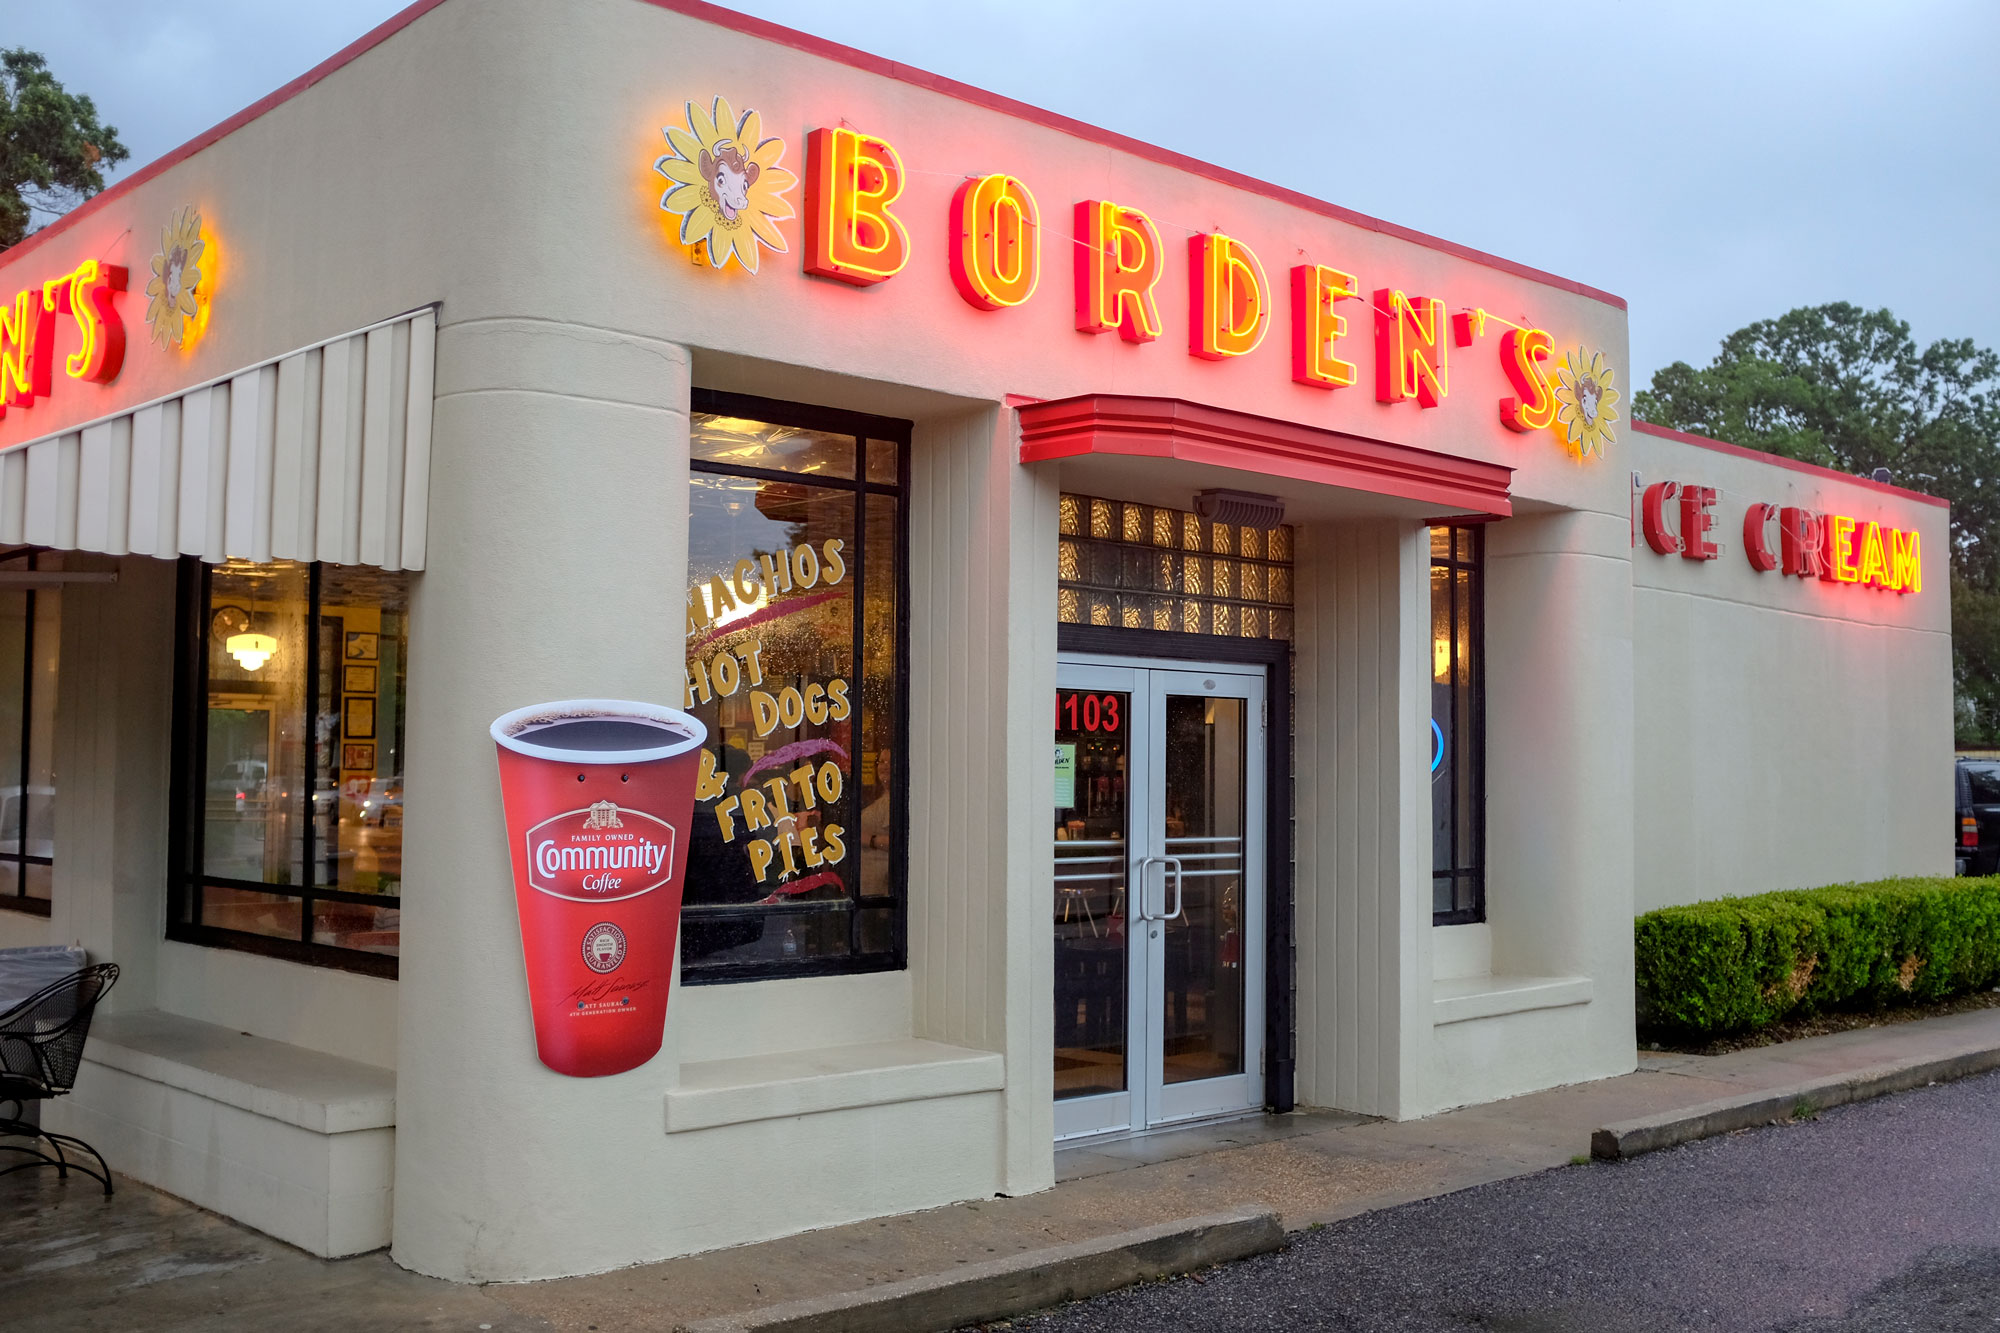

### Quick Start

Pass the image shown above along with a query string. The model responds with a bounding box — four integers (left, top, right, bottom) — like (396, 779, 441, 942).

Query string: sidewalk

(7, 1006, 2000, 1333)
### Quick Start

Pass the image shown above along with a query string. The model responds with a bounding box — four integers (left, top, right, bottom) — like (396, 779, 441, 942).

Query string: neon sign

(649, 109, 1623, 456)
(1073, 199, 1163, 342)
(1187, 232, 1269, 360)
(1373, 288, 1448, 409)
(804, 126, 909, 286)
(1497, 327, 1558, 433)
(1289, 264, 1359, 389)
(1644, 478, 1922, 595)
(950, 173, 1039, 310)
(0, 258, 127, 419)
(655, 97, 796, 275)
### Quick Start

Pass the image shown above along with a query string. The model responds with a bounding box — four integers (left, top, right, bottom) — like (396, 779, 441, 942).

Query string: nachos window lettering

(681, 392, 907, 982)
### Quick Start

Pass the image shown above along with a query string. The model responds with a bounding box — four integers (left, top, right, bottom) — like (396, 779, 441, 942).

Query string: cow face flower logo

(146, 206, 209, 349)
(1552, 347, 1620, 460)
(654, 97, 796, 273)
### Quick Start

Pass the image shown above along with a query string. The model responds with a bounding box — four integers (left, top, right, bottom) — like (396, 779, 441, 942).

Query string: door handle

(1132, 855, 1163, 921)
(1162, 855, 1184, 922)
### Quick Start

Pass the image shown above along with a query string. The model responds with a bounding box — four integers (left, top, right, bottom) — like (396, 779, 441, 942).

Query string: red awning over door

(1016, 395, 1513, 518)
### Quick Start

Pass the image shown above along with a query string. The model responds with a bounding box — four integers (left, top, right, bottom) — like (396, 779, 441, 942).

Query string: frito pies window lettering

(680, 394, 907, 983)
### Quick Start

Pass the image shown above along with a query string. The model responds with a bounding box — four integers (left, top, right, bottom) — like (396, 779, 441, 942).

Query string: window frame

(167, 556, 400, 978)
(0, 547, 55, 918)
(1431, 523, 1487, 927)
(682, 388, 911, 985)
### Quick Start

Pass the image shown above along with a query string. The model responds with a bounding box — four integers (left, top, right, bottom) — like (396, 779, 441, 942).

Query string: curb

(677, 1205, 1284, 1333)
(1592, 1044, 2000, 1160)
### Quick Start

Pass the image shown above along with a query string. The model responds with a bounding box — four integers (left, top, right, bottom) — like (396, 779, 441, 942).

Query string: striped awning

(0, 306, 436, 571)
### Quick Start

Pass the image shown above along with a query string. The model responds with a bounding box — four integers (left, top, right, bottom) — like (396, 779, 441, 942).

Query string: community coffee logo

(525, 801, 678, 903)
(580, 922, 628, 973)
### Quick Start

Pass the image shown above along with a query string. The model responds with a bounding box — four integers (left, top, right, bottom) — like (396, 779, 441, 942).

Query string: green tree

(1635, 304, 2000, 742)
(0, 48, 129, 250)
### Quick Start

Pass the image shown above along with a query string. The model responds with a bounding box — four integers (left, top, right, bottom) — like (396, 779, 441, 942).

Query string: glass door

(1148, 667, 1265, 1125)
(1054, 656, 1265, 1141)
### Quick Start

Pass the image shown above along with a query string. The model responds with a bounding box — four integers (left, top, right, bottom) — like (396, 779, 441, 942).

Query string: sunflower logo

(146, 207, 209, 349)
(654, 97, 795, 273)
(1551, 347, 1620, 460)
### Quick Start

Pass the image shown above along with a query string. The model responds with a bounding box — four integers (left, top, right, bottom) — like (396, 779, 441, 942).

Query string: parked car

(1955, 757, 2000, 875)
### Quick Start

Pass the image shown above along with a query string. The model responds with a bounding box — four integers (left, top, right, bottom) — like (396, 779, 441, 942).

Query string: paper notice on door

(1053, 744, 1076, 808)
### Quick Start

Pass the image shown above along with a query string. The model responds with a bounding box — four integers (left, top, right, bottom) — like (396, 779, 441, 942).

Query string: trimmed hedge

(1635, 876, 2000, 1040)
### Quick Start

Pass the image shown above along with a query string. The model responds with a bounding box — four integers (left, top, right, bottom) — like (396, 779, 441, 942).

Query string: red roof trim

(1019, 395, 1514, 518)
(0, 0, 455, 269)
(1631, 420, 1948, 510)
(5, 0, 1624, 314)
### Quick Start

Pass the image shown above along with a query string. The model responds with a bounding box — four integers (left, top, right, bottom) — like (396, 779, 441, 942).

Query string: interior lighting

(227, 632, 277, 671)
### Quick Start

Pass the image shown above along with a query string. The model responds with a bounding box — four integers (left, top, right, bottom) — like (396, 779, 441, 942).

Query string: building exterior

(0, 0, 1950, 1283)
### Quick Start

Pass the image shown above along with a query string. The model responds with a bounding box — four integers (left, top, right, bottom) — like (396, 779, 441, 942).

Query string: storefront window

(0, 549, 59, 916)
(170, 558, 408, 974)
(1057, 493, 1293, 639)
(681, 392, 907, 983)
(1431, 525, 1485, 924)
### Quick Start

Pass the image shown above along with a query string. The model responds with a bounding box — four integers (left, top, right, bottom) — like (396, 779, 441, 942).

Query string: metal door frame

(1054, 650, 1269, 1141)
(1056, 624, 1294, 1119)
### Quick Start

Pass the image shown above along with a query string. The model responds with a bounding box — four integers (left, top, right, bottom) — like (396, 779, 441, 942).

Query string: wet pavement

(0, 1166, 542, 1333)
(1006, 1069, 2000, 1332)
(8, 1008, 2000, 1331)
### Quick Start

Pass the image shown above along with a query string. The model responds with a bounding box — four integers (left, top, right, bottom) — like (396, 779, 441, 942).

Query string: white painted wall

(1425, 508, 1638, 1113)
(1293, 520, 1431, 1118)
(1627, 428, 1953, 911)
(155, 942, 398, 1069)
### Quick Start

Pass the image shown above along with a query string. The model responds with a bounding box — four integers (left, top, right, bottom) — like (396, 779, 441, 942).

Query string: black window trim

(682, 388, 911, 985)
(0, 546, 54, 918)
(1432, 522, 1487, 927)
(168, 556, 399, 978)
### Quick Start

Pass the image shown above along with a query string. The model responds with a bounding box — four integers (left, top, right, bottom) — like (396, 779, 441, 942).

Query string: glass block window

(1057, 493, 1293, 640)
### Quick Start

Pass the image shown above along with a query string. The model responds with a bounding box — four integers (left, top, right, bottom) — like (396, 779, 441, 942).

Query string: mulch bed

(1644, 987, 2000, 1057)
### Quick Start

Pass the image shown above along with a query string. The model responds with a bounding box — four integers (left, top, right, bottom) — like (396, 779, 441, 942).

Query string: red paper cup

(491, 698, 708, 1077)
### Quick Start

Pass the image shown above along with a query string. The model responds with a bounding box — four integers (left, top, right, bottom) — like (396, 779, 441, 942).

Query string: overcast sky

(13, 0, 1997, 394)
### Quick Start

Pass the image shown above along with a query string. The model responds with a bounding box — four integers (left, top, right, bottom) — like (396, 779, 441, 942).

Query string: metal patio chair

(0, 962, 120, 1196)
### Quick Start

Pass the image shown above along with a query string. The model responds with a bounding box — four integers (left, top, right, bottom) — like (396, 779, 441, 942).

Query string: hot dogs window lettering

(680, 396, 907, 981)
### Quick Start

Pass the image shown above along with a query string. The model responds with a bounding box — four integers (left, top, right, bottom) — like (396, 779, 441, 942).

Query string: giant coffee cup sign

(491, 698, 707, 1077)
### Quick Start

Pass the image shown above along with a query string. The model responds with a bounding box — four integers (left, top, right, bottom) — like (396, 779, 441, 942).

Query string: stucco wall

(1627, 426, 1953, 912)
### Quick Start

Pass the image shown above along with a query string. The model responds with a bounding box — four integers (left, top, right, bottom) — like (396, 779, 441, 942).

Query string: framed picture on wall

(343, 665, 377, 694)
(345, 696, 377, 740)
(342, 743, 375, 772)
(345, 631, 379, 661)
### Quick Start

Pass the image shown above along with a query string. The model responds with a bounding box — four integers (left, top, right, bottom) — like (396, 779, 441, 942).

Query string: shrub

(1636, 876, 2000, 1040)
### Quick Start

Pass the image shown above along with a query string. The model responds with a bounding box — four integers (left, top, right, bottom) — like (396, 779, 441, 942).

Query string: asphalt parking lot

(1006, 1069, 2000, 1332)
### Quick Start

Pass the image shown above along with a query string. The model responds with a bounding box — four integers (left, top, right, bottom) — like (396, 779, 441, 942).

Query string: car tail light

(1963, 816, 1980, 848)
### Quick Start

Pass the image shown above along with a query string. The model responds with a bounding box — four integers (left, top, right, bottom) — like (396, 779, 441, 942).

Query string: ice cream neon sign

(0, 258, 126, 418)
(1642, 480, 1922, 594)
